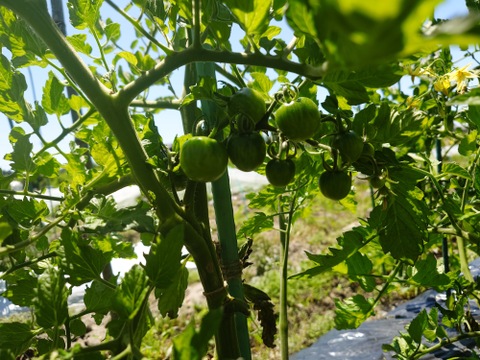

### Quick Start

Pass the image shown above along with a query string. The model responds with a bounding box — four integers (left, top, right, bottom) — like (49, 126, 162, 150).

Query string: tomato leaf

(42, 71, 70, 117)
(0, 322, 35, 355)
(59, 228, 111, 286)
(144, 224, 184, 289)
(2, 197, 49, 228)
(237, 211, 274, 238)
(1, 272, 37, 307)
(442, 162, 472, 180)
(290, 227, 372, 279)
(67, 0, 103, 30)
(84, 280, 116, 315)
(223, 0, 271, 35)
(334, 294, 374, 329)
(411, 254, 452, 291)
(374, 192, 426, 263)
(345, 252, 376, 292)
(113, 264, 150, 320)
(34, 265, 69, 328)
(156, 266, 189, 318)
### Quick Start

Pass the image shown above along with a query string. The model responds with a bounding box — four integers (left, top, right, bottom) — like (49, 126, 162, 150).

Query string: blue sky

(0, 0, 471, 169)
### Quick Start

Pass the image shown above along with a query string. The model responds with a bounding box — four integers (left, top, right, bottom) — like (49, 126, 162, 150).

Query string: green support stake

(196, 61, 252, 360)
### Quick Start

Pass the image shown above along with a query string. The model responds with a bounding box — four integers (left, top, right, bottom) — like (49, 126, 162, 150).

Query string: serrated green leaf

(3, 197, 49, 228)
(113, 264, 149, 320)
(66, 34, 93, 55)
(84, 280, 116, 314)
(458, 129, 478, 156)
(115, 51, 138, 66)
(83, 198, 155, 234)
(334, 294, 374, 329)
(442, 162, 472, 180)
(104, 22, 121, 42)
(1, 273, 37, 307)
(237, 212, 274, 237)
(345, 252, 376, 292)
(250, 72, 274, 94)
(9, 132, 35, 173)
(0, 322, 35, 355)
(60, 228, 111, 286)
(291, 228, 370, 279)
(408, 309, 428, 343)
(377, 193, 425, 263)
(42, 72, 70, 117)
(145, 224, 184, 289)
(411, 253, 451, 291)
(156, 267, 189, 318)
(67, 0, 103, 30)
(223, 0, 271, 35)
(0, 220, 12, 242)
(34, 265, 69, 328)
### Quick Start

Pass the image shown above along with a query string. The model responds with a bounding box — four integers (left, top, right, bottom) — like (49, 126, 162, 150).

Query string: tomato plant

(0, 1, 479, 360)
(226, 132, 266, 172)
(274, 97, 321, 141)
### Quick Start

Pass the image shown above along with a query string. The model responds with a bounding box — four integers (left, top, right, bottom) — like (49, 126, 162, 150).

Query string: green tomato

(180, 136, 228, 182)
(319, 170, 351, 200)
(332, 130, 364, 164)
(274, 97, 320, 141)
(369, 175, 387, 189)
(265, 158, 296, 187)
(228, 88, 266, 124)
(226, 132, 266, 172)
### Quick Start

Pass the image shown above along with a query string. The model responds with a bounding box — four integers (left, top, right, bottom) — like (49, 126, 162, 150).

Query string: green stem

(412, 331, 480, 359)
(119, 47, 326, 104)
(278, 191, 298, 360)
(104, 0, 173, 54)
(278, 201, 289, 359)
(0, 189, 63, 202)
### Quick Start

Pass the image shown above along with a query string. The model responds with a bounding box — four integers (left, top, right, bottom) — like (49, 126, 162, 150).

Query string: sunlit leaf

(335, 294, 374, 329)
(223, 0, 271, 35)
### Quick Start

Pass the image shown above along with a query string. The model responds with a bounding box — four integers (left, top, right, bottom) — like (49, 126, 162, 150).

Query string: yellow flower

(433, 75, 450, 96)
(449, 64, 477, 93)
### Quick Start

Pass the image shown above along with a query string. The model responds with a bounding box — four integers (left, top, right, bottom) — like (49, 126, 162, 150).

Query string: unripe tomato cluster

(177, 86, 385, 201)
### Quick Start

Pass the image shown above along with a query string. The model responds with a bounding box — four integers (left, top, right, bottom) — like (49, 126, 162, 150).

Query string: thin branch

(104, 0, 173, 55)
(119, 47, 327, 103)
(0, 189, 64, 202)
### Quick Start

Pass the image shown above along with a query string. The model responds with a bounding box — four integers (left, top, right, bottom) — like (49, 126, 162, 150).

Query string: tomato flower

(433, 75, 451, 96)
(449, 64, 478, 94)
